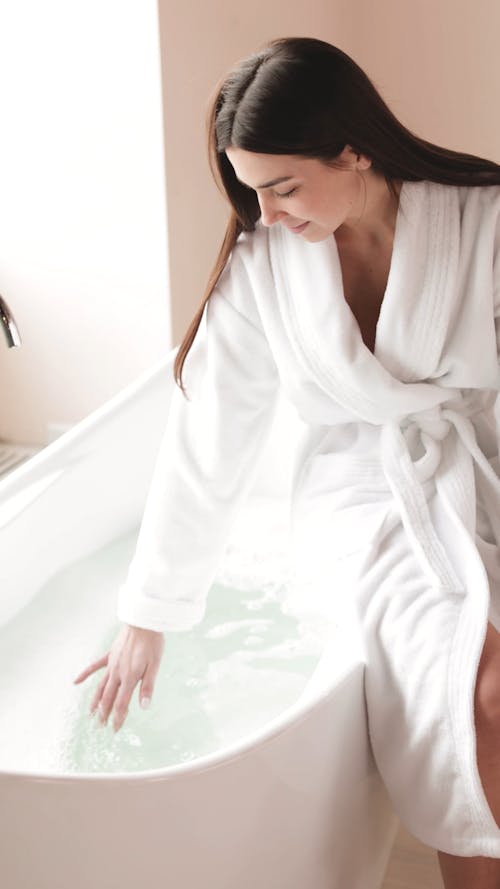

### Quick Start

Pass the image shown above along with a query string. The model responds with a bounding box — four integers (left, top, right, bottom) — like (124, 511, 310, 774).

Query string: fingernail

(140, 697, 151, 710)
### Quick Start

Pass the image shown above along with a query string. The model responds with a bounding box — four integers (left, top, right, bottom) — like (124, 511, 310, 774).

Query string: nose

(258, 194, 286, 227)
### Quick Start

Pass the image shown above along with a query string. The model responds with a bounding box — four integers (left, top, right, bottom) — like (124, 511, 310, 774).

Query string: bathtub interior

(0, 350, 349, 776)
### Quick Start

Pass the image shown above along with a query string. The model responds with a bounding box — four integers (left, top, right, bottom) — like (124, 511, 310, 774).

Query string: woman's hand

(73, 624, 165, 733)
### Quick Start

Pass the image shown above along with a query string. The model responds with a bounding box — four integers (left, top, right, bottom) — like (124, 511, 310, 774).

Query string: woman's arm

(74, 236, 281, 730)
(117, 283, 281, 632)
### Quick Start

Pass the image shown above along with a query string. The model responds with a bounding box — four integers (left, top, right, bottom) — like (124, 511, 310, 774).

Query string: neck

(337, 172, 402, 246)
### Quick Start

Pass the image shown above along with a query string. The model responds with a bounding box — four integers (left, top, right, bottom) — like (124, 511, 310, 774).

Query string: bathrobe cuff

(117, 588, 207, 632)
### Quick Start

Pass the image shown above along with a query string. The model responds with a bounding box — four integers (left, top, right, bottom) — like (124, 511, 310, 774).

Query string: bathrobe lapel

(269, 180, 462, 423)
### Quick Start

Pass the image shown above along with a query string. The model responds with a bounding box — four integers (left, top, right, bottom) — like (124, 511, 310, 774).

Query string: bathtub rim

(0, 647, 362, 784)
(0, 352, 176, 500)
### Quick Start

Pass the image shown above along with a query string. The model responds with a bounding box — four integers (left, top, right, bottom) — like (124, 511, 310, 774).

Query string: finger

(89, 670, 111, 716)
(73, 654, 109, 685)
(111, 681, 136, 733)
(98, 675, 121, 726)
(139, 657, 162, 710)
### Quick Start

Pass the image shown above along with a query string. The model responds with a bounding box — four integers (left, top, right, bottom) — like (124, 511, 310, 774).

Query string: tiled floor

(381, 824, 443, 889)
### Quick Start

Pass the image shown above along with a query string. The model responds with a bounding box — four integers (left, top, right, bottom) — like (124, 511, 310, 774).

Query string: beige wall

(159, 0, 500, 343)
(334, 0, 500, 158)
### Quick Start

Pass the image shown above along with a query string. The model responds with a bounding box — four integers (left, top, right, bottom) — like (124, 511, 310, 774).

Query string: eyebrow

(238, 175, 293, 190)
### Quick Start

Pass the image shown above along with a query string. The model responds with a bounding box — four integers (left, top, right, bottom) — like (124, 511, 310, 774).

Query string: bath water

(0, 520, 329, 774)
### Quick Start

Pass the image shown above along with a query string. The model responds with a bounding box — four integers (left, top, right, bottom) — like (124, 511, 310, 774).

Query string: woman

(74, 37, 500, 886)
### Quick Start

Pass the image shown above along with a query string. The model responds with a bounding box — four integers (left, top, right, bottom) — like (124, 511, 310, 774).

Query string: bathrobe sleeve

(117, 239, 281, 632)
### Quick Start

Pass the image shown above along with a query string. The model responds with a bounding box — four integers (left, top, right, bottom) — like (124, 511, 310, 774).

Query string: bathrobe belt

(379, 405, 500, 594)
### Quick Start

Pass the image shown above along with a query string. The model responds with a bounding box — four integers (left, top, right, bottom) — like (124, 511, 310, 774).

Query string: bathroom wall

(160, 0, 500, 341)
(0, 0, 170, 446)
(333, 0, 500, 160)
(1, 0, 498, 444)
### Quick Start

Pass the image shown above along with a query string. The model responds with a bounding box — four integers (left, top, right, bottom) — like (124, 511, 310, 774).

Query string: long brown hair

(174, 36, 500, 393)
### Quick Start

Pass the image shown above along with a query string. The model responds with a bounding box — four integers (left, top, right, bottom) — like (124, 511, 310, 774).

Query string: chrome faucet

(0, 295, 21, 348)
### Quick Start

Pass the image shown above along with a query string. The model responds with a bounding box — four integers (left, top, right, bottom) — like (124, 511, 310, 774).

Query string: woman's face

(225, 145, 370, 242)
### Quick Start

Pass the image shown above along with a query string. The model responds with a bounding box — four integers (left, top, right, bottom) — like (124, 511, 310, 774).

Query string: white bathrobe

(118, 179, 500, 856)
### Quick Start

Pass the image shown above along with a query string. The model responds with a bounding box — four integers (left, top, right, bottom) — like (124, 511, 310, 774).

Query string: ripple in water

(68, 580, 326, 774)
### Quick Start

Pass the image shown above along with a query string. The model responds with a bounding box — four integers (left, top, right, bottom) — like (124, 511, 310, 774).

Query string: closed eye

(274, 187, 298, 199)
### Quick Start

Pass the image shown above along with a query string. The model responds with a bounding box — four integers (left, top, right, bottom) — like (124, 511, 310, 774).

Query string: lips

(288, 221, 308, 233)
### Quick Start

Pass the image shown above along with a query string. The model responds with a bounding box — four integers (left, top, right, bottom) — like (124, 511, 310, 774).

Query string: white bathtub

(0, 350, 398, 889)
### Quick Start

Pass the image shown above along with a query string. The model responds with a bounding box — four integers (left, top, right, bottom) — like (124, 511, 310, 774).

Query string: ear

(343, 145, 372, 170)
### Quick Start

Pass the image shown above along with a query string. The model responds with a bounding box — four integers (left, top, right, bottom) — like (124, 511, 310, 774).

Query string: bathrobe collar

(268, 179, 462, 424)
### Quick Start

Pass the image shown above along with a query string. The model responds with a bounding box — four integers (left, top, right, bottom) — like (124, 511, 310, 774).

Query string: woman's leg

(438, 622, 500, 889)
(437, 853, 500, 888)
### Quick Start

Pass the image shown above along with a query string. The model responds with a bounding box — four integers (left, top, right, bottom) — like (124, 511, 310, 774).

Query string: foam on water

(0, 508, 330, 774)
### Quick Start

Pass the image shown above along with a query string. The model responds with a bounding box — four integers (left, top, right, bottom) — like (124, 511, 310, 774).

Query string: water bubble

(185, 677, 201, 688)
(244, 635, 264, 648)
(246, 600, 265, 611)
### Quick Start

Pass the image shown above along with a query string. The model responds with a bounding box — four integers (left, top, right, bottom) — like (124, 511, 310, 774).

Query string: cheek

(313, 192, 344, 222)
(326, 185, 356, 220)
